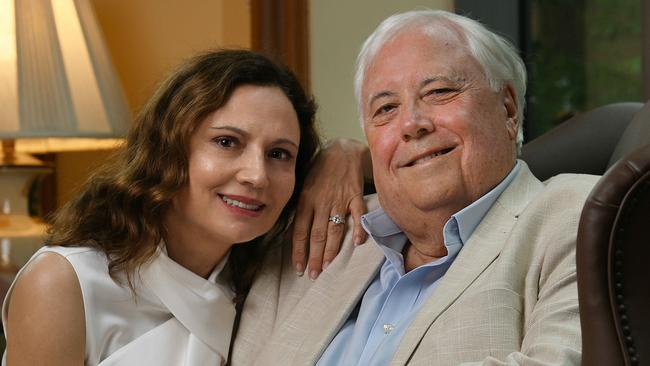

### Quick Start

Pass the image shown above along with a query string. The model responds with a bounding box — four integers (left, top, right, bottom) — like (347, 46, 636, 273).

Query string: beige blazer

(232, 162, 599, 365)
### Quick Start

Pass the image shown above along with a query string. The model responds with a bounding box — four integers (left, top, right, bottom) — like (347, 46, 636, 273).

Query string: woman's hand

(291, 138, 373, 280)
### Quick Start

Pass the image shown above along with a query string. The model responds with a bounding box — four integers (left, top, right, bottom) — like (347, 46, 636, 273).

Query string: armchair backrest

(610, 102, 650, 167)
(521, 102, 646, 180)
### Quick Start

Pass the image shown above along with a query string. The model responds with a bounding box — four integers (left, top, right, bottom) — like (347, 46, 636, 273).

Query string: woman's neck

(163, 217, 231, 279)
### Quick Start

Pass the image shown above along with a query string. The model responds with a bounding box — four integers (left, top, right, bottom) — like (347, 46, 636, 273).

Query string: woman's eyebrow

(210, 125, 248, 136)
(273, 138, 299, 149)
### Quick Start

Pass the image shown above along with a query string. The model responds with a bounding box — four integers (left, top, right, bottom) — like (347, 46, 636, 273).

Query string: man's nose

(236, 151, 269, 188)
(399, 104, 434, 141)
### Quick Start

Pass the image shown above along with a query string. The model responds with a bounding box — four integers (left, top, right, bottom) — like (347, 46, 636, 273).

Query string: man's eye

(214, 136, 238, 148)
(374, 104, 397, 117)
(426, 88, 454, 96)
(268, 148, 293, 161)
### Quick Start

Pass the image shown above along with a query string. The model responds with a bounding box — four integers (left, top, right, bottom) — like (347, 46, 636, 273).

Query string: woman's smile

(219, 194, 266, 217)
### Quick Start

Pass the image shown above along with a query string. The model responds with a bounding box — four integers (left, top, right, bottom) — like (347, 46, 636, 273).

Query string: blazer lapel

(391, 162, 544, 365)
(266, 238, 385, 365)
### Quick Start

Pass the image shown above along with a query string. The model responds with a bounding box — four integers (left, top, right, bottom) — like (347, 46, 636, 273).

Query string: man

(232, 10, 597, 365)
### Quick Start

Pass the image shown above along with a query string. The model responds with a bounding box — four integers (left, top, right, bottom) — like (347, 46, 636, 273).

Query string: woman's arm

(291, 138, 373, 279)
(5, 252, 85, 366)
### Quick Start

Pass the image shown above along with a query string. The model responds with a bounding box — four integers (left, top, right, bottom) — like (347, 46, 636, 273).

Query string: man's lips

(219, 194, 265, 211)
(402, 147, 455, 167)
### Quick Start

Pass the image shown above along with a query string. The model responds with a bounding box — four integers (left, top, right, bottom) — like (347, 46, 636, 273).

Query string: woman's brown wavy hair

(46, 50, 319, 304)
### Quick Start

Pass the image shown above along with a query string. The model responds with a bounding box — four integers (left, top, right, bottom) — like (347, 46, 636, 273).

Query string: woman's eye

(268, 148, 293, 161)
(214, 136, 238, 148)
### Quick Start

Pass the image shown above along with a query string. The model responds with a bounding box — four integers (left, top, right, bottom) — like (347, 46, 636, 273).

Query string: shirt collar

(362, 160, 521, 249)
(451, 161, 520, 244)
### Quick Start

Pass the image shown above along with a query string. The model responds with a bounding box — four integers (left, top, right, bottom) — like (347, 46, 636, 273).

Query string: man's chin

(380, 192, 460, 222)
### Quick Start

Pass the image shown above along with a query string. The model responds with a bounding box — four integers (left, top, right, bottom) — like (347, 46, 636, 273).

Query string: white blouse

(2, 245, 236, 365)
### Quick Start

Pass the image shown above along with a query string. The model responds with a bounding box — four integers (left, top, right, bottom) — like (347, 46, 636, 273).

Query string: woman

(2, 49, 319, 365)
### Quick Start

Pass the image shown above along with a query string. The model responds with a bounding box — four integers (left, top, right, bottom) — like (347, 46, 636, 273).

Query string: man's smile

(401, 146, 456, 168)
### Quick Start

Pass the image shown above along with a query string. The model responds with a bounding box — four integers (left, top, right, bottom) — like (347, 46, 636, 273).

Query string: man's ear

(503, 84, 518, 141)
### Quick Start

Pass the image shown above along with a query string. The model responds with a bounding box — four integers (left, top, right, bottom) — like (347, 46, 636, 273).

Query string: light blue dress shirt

(317, 162, 521, 366)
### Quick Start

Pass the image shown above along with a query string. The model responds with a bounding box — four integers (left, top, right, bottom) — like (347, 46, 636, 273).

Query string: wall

(309, 0, 454, 142)
(57, 1, 456, 205)
(56, 0, 251, 206)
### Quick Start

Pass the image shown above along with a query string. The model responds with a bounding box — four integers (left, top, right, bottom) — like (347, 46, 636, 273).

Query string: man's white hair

(354, 9, 527, 150)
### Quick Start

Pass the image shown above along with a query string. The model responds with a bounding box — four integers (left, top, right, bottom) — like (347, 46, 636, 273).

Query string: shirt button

(383, 324, 395, 334)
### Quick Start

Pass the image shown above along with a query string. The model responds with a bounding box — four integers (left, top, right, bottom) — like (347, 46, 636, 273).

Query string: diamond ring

(328, 214, 344, 225)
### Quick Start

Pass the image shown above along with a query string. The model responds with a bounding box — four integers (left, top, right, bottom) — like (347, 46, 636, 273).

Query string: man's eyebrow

(368, 91, 396, 108)
(209, 125, 298, 149)
(368, 75, 463, 107)
(419, 75, 459, 88)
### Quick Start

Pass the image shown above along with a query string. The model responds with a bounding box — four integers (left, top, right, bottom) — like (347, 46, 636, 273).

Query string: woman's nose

(236, 151, 269, 188)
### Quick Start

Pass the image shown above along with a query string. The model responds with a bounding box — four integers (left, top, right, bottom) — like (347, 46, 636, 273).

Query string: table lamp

(0, 0, 129, 280)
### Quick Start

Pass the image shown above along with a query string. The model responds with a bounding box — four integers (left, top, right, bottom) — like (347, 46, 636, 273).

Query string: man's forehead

(362, 48, 473, 97)
(362, 27, 472, 84)
(385, 23, 467, 56)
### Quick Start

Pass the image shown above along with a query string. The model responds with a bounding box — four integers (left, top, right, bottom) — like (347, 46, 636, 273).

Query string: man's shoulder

(543, 173, 601, 192)
(522, 172, 599, 214)
(234, 195, 384, 365)
(255, 193, 380, 292)
(536, 173, 600, 208)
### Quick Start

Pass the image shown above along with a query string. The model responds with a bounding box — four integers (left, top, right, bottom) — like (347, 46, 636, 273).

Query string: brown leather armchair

(522, 101, 650, 366)
(577, 143, 650, 366)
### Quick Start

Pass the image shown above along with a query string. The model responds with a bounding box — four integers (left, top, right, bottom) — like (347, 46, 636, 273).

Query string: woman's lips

(219, 194, 266, 217)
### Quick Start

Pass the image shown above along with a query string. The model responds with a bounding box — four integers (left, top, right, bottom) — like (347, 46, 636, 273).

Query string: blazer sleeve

(458, 175, 594, 366)
(461, 234, 581, 365)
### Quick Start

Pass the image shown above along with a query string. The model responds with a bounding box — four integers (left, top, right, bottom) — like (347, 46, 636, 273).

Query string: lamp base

(0, 147, 52, 270)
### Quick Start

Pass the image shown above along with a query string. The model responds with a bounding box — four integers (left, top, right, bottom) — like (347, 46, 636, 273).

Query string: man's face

(361, 27, 518, 232)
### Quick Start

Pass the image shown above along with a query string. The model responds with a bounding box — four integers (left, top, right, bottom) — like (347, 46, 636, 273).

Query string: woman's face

(169, 84, 301, 249)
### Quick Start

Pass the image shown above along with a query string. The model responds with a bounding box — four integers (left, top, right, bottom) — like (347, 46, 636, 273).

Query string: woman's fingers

(349, 194, 368, 246)
(291, 195, 313, 276)
(305, 206, 330, 279)
(319, 206, 347, 273)
(290, 138, 371, 278)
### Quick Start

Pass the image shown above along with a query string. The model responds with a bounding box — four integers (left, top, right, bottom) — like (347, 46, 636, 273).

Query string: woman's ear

(503, 84, 518, 141)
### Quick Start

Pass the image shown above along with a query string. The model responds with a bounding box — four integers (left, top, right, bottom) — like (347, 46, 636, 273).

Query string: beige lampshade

(0, 0, 129, 267)
(0, 0, 129, 141)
